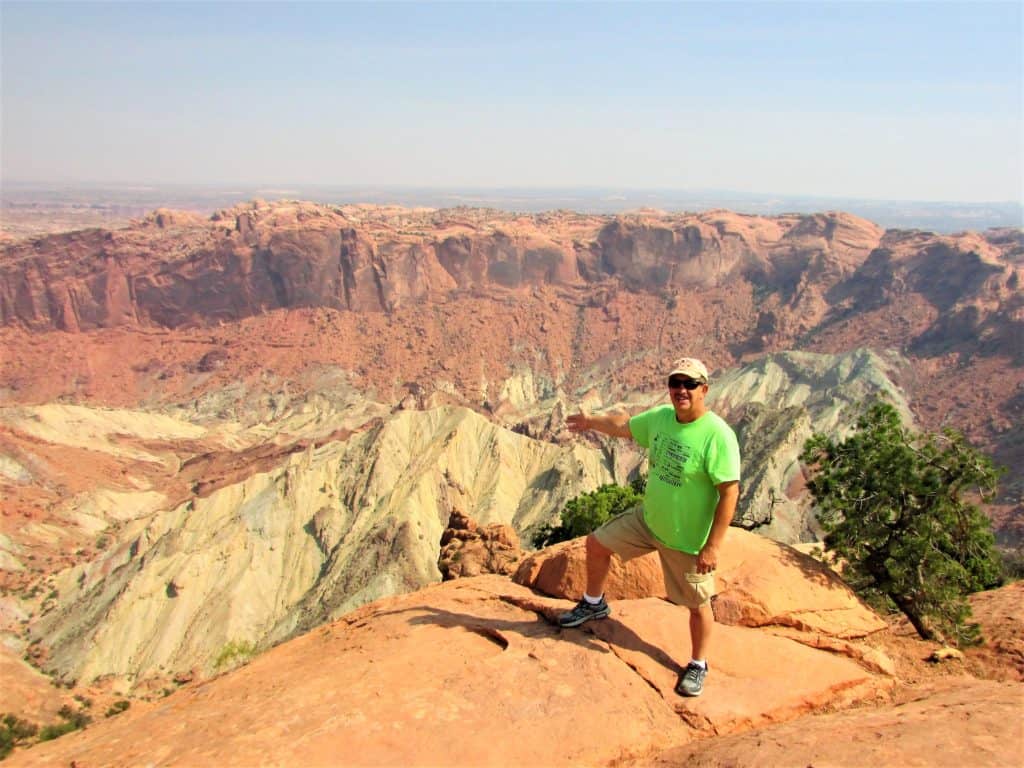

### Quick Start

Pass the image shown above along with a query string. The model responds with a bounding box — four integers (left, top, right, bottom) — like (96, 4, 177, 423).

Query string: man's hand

(696, 542, 719, 574)
(565, 409, 633, 439)
(566, 412, 591, 433)
(697, 481, 738, 574)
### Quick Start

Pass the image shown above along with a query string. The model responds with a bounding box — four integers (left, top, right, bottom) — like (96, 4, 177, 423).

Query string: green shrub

(36, 705, 90, 743)
(532, 481, 644, 548)
(105, 700, 130, 718)
(0, 714, 38, 759)
(214, 639, 257, 670)
(37, 720, 79, 742)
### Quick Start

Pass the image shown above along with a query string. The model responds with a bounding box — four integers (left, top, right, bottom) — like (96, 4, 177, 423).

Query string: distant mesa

(2, 200, 1013, 336)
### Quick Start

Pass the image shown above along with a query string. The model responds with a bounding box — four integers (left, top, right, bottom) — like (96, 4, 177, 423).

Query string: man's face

(667, 375, 708, 422)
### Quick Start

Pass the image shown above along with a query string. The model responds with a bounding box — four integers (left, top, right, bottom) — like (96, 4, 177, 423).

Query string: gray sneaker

(676, 662, 708, 697)
(557, 597, 611, 628)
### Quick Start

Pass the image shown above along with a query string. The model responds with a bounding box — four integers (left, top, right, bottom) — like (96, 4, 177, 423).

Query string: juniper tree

(801, 400, 1003, 645)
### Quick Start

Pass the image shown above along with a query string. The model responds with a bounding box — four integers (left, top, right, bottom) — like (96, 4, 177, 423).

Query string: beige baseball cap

(668, 357, 709, 383)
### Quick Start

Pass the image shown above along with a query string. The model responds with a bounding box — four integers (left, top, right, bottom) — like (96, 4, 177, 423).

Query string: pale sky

(2, 1, 1022, 202)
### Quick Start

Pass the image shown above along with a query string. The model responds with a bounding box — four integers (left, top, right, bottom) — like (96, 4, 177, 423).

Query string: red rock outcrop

(514, 528, 887, 640)
(957, 581, 1024, 682)
(438, 509, 524, 580)
(4, 545, 1020, 767)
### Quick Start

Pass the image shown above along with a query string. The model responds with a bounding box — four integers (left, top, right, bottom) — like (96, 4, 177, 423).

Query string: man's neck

(675, 406, 707, 424)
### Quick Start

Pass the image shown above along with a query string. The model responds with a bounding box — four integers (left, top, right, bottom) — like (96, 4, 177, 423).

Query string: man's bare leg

(558, 534, 615, 627)
(689, 602, 714, 660)
(586, 533, 614, 597)
(675, 602, 714, 696)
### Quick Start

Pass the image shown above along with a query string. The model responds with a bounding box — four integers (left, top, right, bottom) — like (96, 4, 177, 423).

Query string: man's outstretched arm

(566, 410, 634, 439)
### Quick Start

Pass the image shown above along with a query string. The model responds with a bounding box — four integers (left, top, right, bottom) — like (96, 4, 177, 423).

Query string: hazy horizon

(3, 179, 1023, 207)
(3, 1, 1021, 206)
(4, 180, 1021, 234)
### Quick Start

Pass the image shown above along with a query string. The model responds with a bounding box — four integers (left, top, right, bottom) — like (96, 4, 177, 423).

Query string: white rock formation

(30, 405, 614, 685)
(709, 348, 914, 540)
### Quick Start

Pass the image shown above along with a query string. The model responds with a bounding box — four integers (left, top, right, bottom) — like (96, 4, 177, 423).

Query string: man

(558, 357, 741, 697)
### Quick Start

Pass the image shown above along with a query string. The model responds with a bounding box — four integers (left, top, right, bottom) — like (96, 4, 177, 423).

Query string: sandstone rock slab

(0, 645, 65, 723)
(514, 527, 887, 639)
(636, 678, 1024, 768)
(6, 575, 889, 767)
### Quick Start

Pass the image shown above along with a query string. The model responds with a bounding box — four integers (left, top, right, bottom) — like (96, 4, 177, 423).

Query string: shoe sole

(557, 608, 611, 628)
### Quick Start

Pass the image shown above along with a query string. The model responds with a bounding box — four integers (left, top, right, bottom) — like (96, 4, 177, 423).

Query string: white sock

(689, 659, 706, 669)
(584, 592, 603, 605)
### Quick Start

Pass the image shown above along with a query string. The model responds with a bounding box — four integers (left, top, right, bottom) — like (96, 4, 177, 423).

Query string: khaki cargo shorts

(593, 504, 714, 609)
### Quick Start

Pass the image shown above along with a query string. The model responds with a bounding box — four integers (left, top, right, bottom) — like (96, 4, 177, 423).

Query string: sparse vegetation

(0, 714, 38, 759)
(214, 639, 258, 670)
(37, 705, 91, 743)
(37, 721, 78, 742)
(0, 703, 105, 756)
(105, 700, 130, 718)
(802, 399, 1004, 646)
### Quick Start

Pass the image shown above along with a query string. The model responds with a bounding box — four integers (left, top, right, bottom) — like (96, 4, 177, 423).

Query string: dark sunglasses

(668, 376, 703, 390)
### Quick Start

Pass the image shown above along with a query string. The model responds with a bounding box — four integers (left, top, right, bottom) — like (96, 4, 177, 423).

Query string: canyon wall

(1, 202, 1021, 689)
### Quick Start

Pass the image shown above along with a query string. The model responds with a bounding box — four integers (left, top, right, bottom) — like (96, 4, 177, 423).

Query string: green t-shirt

(629, 405, 741, 554)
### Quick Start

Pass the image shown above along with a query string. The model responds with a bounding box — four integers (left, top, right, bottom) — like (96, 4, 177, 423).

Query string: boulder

(514, 536, 669, 601)
(514, 527, 886, 639)
(438, 509, 524, 579)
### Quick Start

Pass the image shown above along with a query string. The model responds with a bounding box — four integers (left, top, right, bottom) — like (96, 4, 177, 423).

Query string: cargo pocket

(685, 571, 715, 605)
